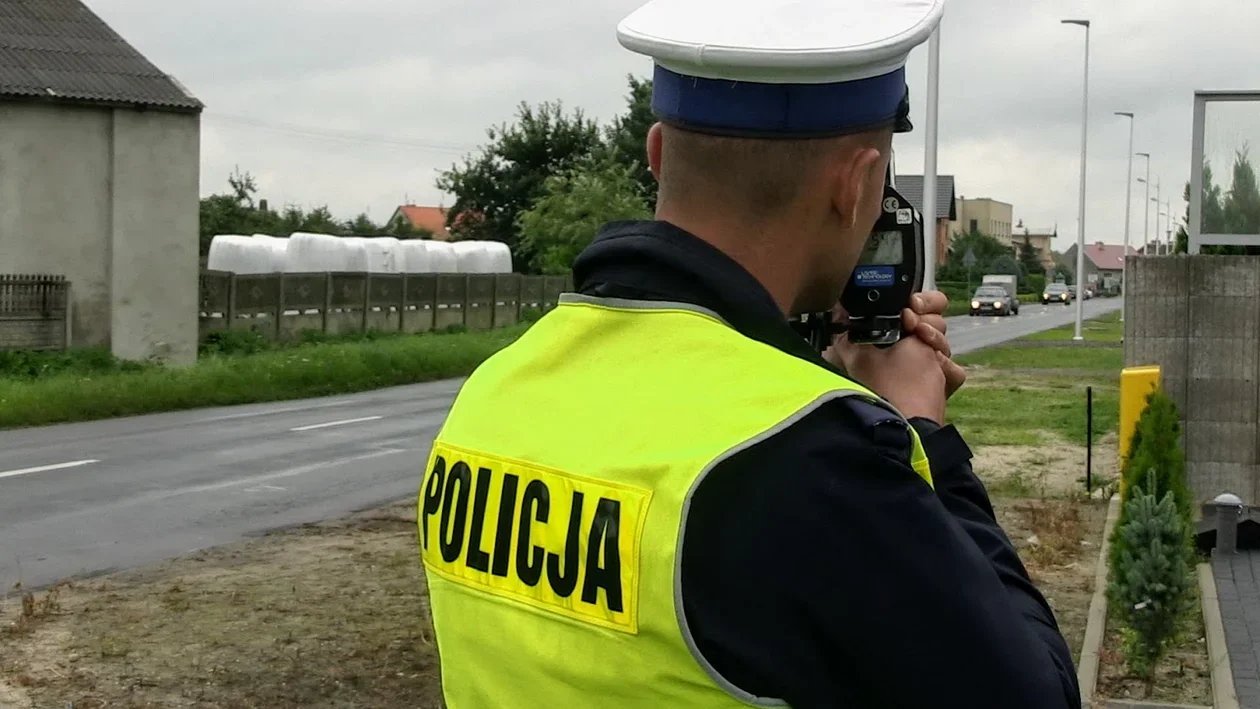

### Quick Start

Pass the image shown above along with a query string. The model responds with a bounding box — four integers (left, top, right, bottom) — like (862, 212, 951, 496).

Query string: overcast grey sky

(89, 0, 1260, 253)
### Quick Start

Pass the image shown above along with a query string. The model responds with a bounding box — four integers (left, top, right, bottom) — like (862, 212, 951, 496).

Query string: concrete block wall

(0, 317, 63, 350)
(1125, 255, 1260, 504)
(0, 102, 199, 366)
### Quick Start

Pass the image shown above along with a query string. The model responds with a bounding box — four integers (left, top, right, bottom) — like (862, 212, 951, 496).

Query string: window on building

(970, 219, 978, 233)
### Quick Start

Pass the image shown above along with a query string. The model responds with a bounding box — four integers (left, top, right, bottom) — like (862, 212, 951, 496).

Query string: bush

(1026, 274, 1047, 296)
(0, 347, 147, 380)
(1107, 471, 1196, 688)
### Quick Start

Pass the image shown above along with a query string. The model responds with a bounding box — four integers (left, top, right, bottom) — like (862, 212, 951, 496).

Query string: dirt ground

(972, 432, 1120, 500)
(0, 495, 1109, 708)
(1096, 589, 1214, 706)
(0, 504, 442, 709)
(993, 497, 1111, 666)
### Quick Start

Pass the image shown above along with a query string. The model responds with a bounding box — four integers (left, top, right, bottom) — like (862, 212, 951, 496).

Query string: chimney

(1095, 241, 1104, 248)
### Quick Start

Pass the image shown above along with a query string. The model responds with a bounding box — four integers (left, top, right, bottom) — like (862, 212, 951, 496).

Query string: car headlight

(971, 300, 980, 308)
(993, 301, 1003, 308)
(1061, 294, 1069, 300)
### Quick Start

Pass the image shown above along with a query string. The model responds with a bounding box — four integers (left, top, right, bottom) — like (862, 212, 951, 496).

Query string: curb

(1199, 563, 1239, 709)
(1080, 493, 1123, 707)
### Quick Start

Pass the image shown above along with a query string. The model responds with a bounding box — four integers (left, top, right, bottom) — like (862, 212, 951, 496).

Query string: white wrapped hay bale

(427, 241, 458, 273)
(353, 236, 404, 273)
(400, 240, 436, 273)
(286, 232, 369, 272)
(452, 241, 491, 273)
(207, 234, 274, 274)
(482, 241, 513, 273)
(251, 234, 288, 272)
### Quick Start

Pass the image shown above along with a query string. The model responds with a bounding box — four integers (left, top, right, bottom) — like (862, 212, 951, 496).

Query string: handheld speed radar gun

(791, 160, 926, 351)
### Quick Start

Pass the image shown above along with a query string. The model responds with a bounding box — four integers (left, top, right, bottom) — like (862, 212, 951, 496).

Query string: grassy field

(950, 310, 1123, 450)
(0, 325, 530, 429)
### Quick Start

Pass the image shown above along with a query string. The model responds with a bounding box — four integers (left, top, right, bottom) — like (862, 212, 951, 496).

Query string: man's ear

(832, 146, 883, 229)
(647, 122, 664, 182)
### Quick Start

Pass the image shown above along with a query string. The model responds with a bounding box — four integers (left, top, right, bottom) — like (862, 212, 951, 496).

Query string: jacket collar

(571, 220, 844, 375)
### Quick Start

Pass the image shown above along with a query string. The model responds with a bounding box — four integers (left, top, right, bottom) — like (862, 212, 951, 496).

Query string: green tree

(517, 154, 653, 274)
(604, 75, 658, 209)
(1110, 388, 1193, 571)
(937, 229, 1014, 282)
(199, 168, 261, 257)
(346, 213, 380, 236)
(1107, 472, 1196, 692)
(1017, 236, 1046, 277)
(1181, 152, 1260, 255)
(436, 100, 605, 272)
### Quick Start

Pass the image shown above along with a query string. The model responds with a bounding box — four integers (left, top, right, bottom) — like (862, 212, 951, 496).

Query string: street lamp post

(921, 25, 942, 290)
(1165, 199, 1173, 251)
(1063, 18, 1091, 341)
(1151, 177, 1162, 254)
(1116, 112, 1134, 321)
(1136, 152, 1151, 253)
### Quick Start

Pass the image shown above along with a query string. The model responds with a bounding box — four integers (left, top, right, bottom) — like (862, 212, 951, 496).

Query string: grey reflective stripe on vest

(675, 389, 884, 708)
(559, 292, 732, 327)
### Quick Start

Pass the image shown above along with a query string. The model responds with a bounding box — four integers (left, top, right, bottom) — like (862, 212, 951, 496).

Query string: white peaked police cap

(616, 0, 945, 138)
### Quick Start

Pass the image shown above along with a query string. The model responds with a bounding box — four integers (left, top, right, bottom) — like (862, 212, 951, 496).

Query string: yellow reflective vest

(419, 293, 933, 708)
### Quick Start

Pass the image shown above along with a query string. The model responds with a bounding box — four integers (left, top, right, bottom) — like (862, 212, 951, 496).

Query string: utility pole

(1136, 153, 1151, 253)
(1062, 19, 1091, 341)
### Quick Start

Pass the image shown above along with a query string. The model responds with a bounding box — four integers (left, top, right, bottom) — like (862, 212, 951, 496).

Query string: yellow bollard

(1118, 365, 1161, 495)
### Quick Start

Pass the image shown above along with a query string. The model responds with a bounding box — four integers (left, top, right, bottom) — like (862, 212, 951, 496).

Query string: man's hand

(903, 292, 966, 399)
(824, 291, 965, 423)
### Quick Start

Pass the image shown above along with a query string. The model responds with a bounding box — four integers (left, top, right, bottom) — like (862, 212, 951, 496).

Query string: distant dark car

(1043, 283, 1072, 305)
(970, 285, 1018, 316)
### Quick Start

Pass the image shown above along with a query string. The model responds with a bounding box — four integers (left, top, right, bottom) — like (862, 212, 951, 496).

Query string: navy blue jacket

(571, 220, 1081, 709)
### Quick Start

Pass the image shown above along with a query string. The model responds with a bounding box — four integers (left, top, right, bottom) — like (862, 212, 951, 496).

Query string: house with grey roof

(892, 175, 958, 267)
(0, 0, 203, 364)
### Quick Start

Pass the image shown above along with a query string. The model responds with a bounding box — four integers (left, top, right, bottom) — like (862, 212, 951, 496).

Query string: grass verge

(0, 325, 529, 429)
(1022, 309, 1123, 343)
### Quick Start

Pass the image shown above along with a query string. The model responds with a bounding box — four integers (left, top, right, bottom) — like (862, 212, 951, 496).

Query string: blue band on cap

(651, 64, 908, 138)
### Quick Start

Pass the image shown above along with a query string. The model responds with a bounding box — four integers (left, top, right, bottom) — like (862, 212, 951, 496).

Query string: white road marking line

(0, 459, 100, 480)
(201, 400, 358, 422)
(290, 416, 384, 432)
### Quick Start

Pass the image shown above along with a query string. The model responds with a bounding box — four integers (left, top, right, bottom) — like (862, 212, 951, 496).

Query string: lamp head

(1115, 111, 1134, 118)
(1061, 19, 1090, 27)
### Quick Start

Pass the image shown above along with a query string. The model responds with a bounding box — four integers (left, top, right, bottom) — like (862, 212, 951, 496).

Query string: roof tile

(892, 175, 957, 220)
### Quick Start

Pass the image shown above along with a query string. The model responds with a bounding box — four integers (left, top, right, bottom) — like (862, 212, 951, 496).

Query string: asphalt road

(0, 297, 1122, 591)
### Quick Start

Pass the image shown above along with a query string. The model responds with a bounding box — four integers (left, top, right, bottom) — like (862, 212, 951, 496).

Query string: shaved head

(655, 125, 891, 220)
(645, 122, 895, 315)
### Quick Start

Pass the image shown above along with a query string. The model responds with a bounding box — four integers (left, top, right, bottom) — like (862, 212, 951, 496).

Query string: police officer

(418, 0, 1081, 706)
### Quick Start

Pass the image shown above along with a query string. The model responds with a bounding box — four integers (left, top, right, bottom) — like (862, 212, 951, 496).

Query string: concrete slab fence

(198, 271, 572, 342)
(1124, 255, 1260, 505)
